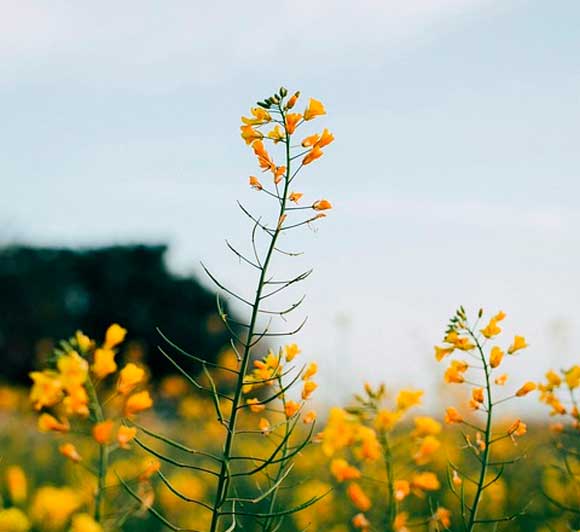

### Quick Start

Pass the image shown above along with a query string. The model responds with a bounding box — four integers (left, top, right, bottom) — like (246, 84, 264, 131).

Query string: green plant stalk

(378, 429, 396, 532)
(209, 104, 293, 532)
(85, 376, 108, 522)
(466, 332, 493, 532)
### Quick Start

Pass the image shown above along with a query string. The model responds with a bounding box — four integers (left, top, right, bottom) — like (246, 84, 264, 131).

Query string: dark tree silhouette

(0, 245, 237, 383)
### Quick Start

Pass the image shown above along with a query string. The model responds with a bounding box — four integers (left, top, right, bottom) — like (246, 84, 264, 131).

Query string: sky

(2, 1, 579, 410)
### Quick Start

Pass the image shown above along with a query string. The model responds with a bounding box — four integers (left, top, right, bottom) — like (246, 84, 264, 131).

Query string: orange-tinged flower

(117, 363, 145, 395)
(312, 199, 332, 211)
(241, 107, 271, 125)
(472, 387, 484, 404)
(259, 418, 271, 434)
(452, 470, 462, 486)
(352, 513, 370, 530)
(285, 91, 300, 110)
(62, 384, 90, 417)
(433, 507, 451, 528)
(301, 133, 320, 147)
(454, 336, 475, 351)
(495, 373, 508, 385)
(396, 389, 423, 411)
(139, 459, 161, 481)
(29, 371, 63, 410)
(289, 192, 303, 204)
(444, 407, 463, 424)
(125, 390, 153, 416)
(434, 345, 454, 361)
(92, 420, 114, 445)
(414, 435, 441, 465)
(375, 409, 401, 432)
(285, 113, 302, 134)
(489, 346, 504, 368)
(117, 425, 138, 448)
(444, 366, 465, 384)
(59, 442, 81, 463)
(508, 419, 527, 437)
(303, 145, 323, 165)
(303, 410, 317, 424)
(285, 400, 300, 418)
(394, 512, 409, 532)
(494, 310, 507, 321)
(480, 318, 502, 339)
(347, 483, 371, 512)
(508, 335, 528, 354)
(302, 362, 318, 380)
(411, 471, 440, 491)
(394, 479, 410, 501)
(304, 98, 326, 121)
(37, 413, 70, 433)
(317, 128, 334, 148)
(302, 380, 318, 400)
(273, 165, 286, 184)
(92, 348, 117, 379)
(240, 124, 263, 145)
(104, 323, 127, 349)
(267, 125, 284, 143)
(253, 140, 276, 173)
(330, 459, 361, 482)
(413, 416, 442, 437)
(285, 343, 301, 361)
(515, 381, 536, 397)
(247, 398, 266, 413)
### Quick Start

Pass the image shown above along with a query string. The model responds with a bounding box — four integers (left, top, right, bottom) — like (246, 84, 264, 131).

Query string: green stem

(466, 332, 493, 532)
(378, 429, 396, 532)
(209, 103, 292, 532)
(85, 376, 108, 523)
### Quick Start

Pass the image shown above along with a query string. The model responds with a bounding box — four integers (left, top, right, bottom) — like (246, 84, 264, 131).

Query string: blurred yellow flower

(6, 466, 27, 505)
(57, 351, 89, 390)
(241, 107, 271, 125)
(302, 380, 318, 400)
(104, 323, 127, 350)
(38, 413, 70, 433)
(507, 335, 528, 354)
(285, 343, 301, 362)
(394, 479, 410, 501)
(413, 416, 442, 437)
(396, 390, 423, 411)
(285, 400, 300, 418)
(117, 425, 138, 448)
(346, 482, 371, 512)
(125, 390, 153, 416)
(489, 346, 504, 368)
(70, 513, 103, 532)
(92, 420, 114, 445)
(247, 398, 265, 413)
(117, 363, 145, 395)
(59, 442, 82, 463)
(289, 192, 303, 204)
(92, 348, 117, 379)
(31, 486, 82, 530)
(303, 410, 317, 424)
(29, 371, 63, 410)
(240, 124, 263, 145)
(444, 407, 463, 424)
(0, 508, 30, 532)
(302, 362, 318, 380)
(515, 381, 537, 397)
(330, 459, 361, 482)
(434, 345, 454, 361)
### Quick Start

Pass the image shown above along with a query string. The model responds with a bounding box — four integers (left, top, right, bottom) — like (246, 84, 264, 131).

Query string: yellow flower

(117, 425, 138, 449)
(289, 192, 303, 204)
(566, 365, 580, 389)
(346, 483, 371, 512)
(29, 371, 63, 410)
(267, 124, 284, 143)
(411, 471, 440, 491)
(92, 420, 114, 445)
(92, 348, 117, 379)
(125, 390, 153, 416)
(312, 199, 332, 211)
(489, 346, 504, 368)
(62, 384, 90, 417)
(285, 400, 300, 418)
(444, 407, 463, 424)
(301, 133, 320, 147)
(30, 486, 81, 530)
(452, 470, 462, 487)
(70, 513, 103, 532)
(285, 91, 300, 110)
(248, 175, 263, 190)
(434, 345, 454, 361)
(241, 107, 271, 125)
(494, 310, 507, 321)
(252, 140, 275, 173)
(495, 373, 508, 385)
(104, 323, 127, 349)
(413, 435, 441, 465)
(259, 417, 271, 434)
(394, 512, 408, 532)
(285, 113, 302, 135)
(433, 507, 451, 528)
(330, 459, 361, 482)
(247, 398, 266, 413)
(480, 317, 502, 339)
(0, 508, 30, 532)
(117, 363, 145, 395)
(413, 416, 442, 437)
(57, 351, 88, 390)
(302, 145, 323, 165)
(6, 466, 27, 505)
(508, 335, 528, 354)
(240, 124, 263, 145)
(545, 369, 562, 388)
(375, 409, 401, 432)
(508, 419, 527, 437)
(454, 336, 475, 351)
(304, 98, 326, 121)
(394, 479, 410, 501)
(396, 389, 423, 411)
(302, 362, 318, 380)
(273, 165, 286, 184)
(317, 128, 334, 148)
(303, 410, 317, 424)
(285, 343, 301, 361)
(75, 330, 94, 353)
(352, 513, 370, 530)
(302, 380, 318, 400)
(444, 366, 465, 384)
(59, 442, 82, 463)
(515, 381, 537, 397)
(38, 413, 70, 433)
(472, 387, 485, 404)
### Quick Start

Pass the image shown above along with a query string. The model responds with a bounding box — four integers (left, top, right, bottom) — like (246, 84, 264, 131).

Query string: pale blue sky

(2, 1, 579, 409)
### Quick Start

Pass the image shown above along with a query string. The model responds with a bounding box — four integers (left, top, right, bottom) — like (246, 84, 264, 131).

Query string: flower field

(1, 87, 579, 532)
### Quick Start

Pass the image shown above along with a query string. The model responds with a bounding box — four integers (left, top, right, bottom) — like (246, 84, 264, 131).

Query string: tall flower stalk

(435, 307, 534, 531)
(121, 86, 334, 531)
